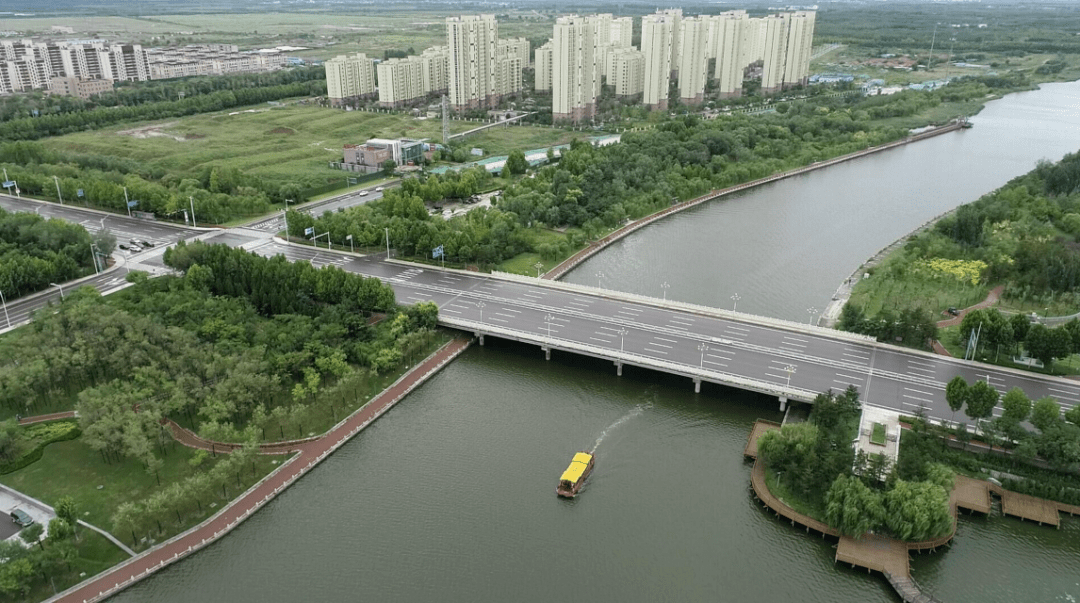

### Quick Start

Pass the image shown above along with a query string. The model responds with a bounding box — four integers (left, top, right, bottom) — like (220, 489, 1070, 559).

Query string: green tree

(824, 474, 885, 537)
(19, 522, 44, 550)
(883, 480, 952, 541)
(965, 380, 999, 427)
(381, 159, 397, 176)
(505, 149, 529, 176)
(1031, 396, 1061, 431)
(1001, 388, 1031, 424)
(945, 376, 969, 425)
(54, 495, 79, 541)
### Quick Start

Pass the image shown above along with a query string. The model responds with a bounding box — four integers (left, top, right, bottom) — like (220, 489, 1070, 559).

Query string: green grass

(848, 256, 989, 318)
(764, 466, 827, 523)
(870, 422, 886, 446)
(41, 104, 575, 191)
(495, 228, 578, 276)
(0, 436, 279, 531)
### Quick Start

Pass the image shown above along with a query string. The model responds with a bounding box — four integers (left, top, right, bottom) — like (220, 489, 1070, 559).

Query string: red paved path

(51, 336, 471, 603)
(18, 410, 76, 425)
(935, 285, 1005, 328)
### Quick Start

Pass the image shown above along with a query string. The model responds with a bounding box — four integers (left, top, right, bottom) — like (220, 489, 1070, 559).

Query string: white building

(678, 16, 709, 106)
(325, 52, 376, 106)
(609, 47, 644, 99)
(552, 14, 601, 123)
(761, 11, 815, 94)
(641, 13, 674, 110)
(712, 10, 750, 98)
(447, 14, 523, 111)
(377, 57, 425, 107)
(534, 40, 553, 92)
(610, 17, 633, 48)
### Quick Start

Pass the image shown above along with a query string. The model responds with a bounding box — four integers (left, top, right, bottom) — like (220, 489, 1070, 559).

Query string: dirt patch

(117, 122, 188, 142)
(185, 133, 206, 140)
(268, 127, 295, 135)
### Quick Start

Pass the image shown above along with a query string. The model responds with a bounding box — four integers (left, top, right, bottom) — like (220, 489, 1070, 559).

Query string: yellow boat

(556, 452, 595, 498)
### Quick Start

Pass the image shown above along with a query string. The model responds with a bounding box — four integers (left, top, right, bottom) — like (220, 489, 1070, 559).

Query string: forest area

(0, 207, 115, 299)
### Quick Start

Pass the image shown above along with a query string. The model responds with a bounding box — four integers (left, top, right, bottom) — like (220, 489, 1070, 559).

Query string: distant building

(610, 17, 633, 48)
(325, 52, 376, 106)
(678, 16, 709, 106)
(146, 44, 288, 79)
(377, 57, 425, 107)
(552, 14, 602, 123)
(446, 15, 522, 111)
(48, 76, 113, 99)
(340, 138, 428, 173)
(641, 12, 675, 110)
(609, 47, 644, 100)
(534, 41, 553, 92)
(0, 39, 150, 93)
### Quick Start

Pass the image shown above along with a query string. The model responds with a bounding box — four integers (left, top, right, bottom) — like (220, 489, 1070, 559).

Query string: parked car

(137, 240, 154, 248)
(10, 509, 34, 527)
(947, 307, 960, 316)
(129, 245, 143, 253)
(118, 244, 130, 250)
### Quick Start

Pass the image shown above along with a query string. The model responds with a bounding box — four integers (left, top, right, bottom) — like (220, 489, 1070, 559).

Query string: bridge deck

(1000, 490, 1061, 526)
(835, 534, 909, 576)
(953, 475, 992, 515)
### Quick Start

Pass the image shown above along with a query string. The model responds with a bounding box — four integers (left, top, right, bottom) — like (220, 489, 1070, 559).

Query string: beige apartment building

(609, 47, 644, 100)
(48, 75, 113, 99)
(641, 13, 674, 110)
(325, 52, 376, 106)
(377, 57, 425, 107)
(534, 41, 553, 92)
(447, 14, 523, 111)
(677, 16, 709, 106)
(552, 14, 602, 123)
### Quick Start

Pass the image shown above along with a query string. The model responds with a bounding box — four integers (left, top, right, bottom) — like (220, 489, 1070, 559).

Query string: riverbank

(543, 121, 964, 282)
(45, 336, 472, 603)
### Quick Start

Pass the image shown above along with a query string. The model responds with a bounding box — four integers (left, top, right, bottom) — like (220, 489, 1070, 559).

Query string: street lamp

(617, 327, 628, 352)
(544, 313, 554, 342)
(660, 281, 670, 301)
(385, 227, 390, 260)
(346, 234, 354, 253)
(50, 282, 64, 300)
(781, 367, 799, 389)
(475, 301, 485, 324)
(596, 271, 605, 289)
(534, 262, 544, 278)
(53, 176, 64, 205)
(807, 307, 818, 325)
(0, 289, 10, 329)
(283, 198, 291, 239)
(698, 342, 709, 368)
(731, 293, 741, 312)
(90, 243, 102, 274)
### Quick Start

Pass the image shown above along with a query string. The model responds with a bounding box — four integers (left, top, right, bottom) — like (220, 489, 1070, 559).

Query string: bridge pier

(542, 347, 550, 360)
(475, 333, 484, 346)
(693, 378, 701, 394)
(778, 396, 787, 412)
(614, 361, 622, 376)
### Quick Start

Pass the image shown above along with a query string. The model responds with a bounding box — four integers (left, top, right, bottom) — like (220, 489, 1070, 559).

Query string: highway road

(245, 239, 1079, 423)
(244, 182, 394, 233)
(4, 195, 1079, 424)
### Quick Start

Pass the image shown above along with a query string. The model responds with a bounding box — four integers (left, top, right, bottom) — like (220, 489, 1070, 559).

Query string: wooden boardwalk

(1000, 490, 1062, 527)
(836, 534, 909, 576)
(743, 419, 781, 459)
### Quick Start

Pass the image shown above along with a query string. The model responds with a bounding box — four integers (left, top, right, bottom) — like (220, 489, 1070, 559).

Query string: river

(109, 81, 1080, 603)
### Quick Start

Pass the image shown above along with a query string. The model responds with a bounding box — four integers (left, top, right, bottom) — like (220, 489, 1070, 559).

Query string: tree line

(0, 207, 114, 299)
(0, 496, 83, 599)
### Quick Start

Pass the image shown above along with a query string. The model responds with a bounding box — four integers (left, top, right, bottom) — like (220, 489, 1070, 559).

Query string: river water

(111, 82, 1080, 603)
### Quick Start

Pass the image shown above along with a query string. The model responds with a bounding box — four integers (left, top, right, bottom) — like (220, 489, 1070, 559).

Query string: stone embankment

(545, 122, 964, 282)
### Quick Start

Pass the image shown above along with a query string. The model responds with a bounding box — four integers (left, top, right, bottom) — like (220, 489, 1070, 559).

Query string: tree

(883, 480, 952, 541)
(965, 380, 999, 427)
(945, 376, 968, 425)
(505, 149, 529, 176)
(1001, 387, 1032, 424)
(824, 474, 885, 537)
(54, 495, 80, 541)
(381, 159, 397, 176)
(92, 229, 117, 257)
(19, 522, 44, 550)
(1009, 312, 1031, 349)
(47, 517, 74, 543)
(1031, 396, 1061, 431)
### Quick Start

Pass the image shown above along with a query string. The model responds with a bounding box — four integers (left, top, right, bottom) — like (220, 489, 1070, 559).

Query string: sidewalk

(49, 336, 472, 603)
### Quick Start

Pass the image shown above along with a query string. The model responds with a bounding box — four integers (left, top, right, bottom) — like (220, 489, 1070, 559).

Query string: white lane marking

(724, 331, 747, 339)
(447, 304, 468, 309)
(654, 336, 679, 343)
(836, 373, 864, 381)
(442, 308, 461, 314)
(488, 317, 508, 324)
(703, 360, 727, 367)
(501, 308, 521, 313)
(706, 353, 733, 361)
(522, 293, 543, 299)
(904, 387, 936, 397)
(616, 311, 638, 317)
(409, 291, 432, 297)
(843, 352, 870, 361)
(904, 394, 934, 404)
(649, 342, 673, 349)
(780, 341, 807, 348)
(527, 289, 547, 295)
(726, 325, 750, 332)
(908, 367, 936, 375)
(764, 372, 787, 380)
(975, 374, 1004, 382)
(567, 302, 590, 308)
(769, 359, 798, 366)
(669, 318, 694, 325)
(597, 326, 621, 332)
(907, 360, 937, 368)
(902, 401, 926, 409)
(590, 337, 612, 343)
(548, 317, 570, 324)
(494, 312, 515, 318)
(834, 380, 857, 387)
(643, 347, 670, 355)
(1048, 387, 1079, 396)
(620, 306, 642, 312)
(571, 297, 593, 303)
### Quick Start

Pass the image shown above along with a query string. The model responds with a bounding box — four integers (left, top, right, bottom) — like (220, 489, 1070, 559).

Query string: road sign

(304, 226, 315, 236)
(432, 245, 444, 259)
(77, 189, 84, 197)
(345, 234, 353, 241)
(127, 200, 138, 208)
(1, 181, 13, 188)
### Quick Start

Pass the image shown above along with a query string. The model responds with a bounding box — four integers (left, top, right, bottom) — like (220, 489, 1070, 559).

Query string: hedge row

(0, 420, 81, 475)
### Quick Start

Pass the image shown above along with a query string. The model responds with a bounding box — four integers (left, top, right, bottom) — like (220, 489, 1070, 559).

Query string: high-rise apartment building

(782, 11, 816, 89)
(535, 41, 553, 92)
(0, 39, 150, 93)
(609, 47, 644, 99)
(420, 46, 450, 95)
(677, 16, 709, 106)
(377, 57, 425, 107)
(658, 8, 682, 77)
(501, 37, 531, 68)
(641, 13, 674, 110)
(712, 10, 749, 98)
(325, 52, 376, 106)
(610, 17, 633, 48)
(552, 14, 601, 123)
(446, 14, 522, 111)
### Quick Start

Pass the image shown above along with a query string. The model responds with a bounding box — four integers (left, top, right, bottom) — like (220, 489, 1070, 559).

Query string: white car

(375, 187, 384, 193)
(358, 190, 369, 196)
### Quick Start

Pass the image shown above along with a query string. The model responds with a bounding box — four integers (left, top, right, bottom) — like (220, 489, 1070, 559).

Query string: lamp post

(283, 198, 291, 239)
(53, 176, 63, 205)
(50, 282, 64, 300)
(346, 234, 354, 253)
(534, 262, 543, 278)
(783, 364, 796, 388)
(123, 187, 131, 217)
(189, 196, 197, 228)
(596, 271, 605, 289)
(731, 293, 741, 312)
(660, 281, 670, 301)
(545, 313, 554, 342)
(385, 227, 390, 259)
(807, 307, 818, 325)
(90, 243, 101, 274)
(0, 289, 10, 329)
(475, 301, 485, 324)
(618, 327, 628, 352)
(698, 342, 709, 368)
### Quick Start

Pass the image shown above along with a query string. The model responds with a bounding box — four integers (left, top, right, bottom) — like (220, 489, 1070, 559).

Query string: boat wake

(591, 402, 651, 453)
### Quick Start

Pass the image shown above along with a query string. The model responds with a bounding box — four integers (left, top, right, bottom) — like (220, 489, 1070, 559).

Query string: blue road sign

(77, 189, 84, 197)
(304, 226, 315, 236)
(432, 245, 444, 259)
(2, 181, 14, 188)
(127, 200, 138, 208)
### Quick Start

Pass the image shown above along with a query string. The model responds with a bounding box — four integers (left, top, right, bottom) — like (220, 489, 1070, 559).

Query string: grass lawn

(937, 324, 1080, 376)
(848, 258, 989, 318)
(870, 422, 886, 446)
(0, 436, 281, 535)
(41, 104, 575, 192)
(764, 466, 827, 524)
(495, 228, 579, 276)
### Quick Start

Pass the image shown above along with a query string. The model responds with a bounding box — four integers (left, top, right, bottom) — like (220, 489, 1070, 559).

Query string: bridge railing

(489, 270, 877, 344)
(440, 316, 820, 402)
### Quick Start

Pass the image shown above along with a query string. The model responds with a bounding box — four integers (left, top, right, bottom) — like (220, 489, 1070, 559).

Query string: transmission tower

(441, 95, 449, 144)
